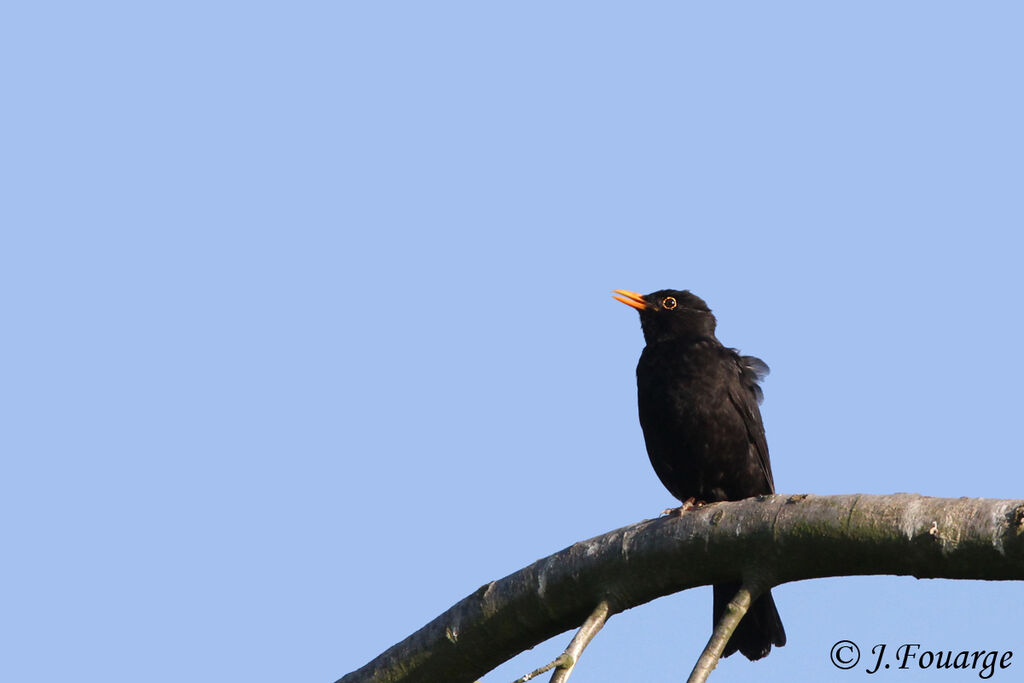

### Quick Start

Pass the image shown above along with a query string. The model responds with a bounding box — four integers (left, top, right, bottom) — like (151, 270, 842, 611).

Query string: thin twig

(549, 600, 611, 683)
(510, 654, 572, 682)
(512, 601, 611, 683)
(686, 581, 762, 683)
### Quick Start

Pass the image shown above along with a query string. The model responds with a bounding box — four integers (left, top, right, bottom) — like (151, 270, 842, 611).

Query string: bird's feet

(662, 497, 706, 516)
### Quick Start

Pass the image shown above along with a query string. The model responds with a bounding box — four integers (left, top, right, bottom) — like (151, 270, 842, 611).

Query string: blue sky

(4, 3, 1023, 682)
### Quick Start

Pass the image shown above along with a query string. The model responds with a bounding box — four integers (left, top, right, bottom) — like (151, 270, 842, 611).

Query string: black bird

(614, 288, 786, 661)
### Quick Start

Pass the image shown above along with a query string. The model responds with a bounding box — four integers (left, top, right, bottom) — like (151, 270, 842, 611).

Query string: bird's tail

(713, 583, 786, 661)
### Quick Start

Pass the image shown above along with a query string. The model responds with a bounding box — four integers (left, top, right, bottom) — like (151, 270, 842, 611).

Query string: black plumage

(614, 288, 786, 661)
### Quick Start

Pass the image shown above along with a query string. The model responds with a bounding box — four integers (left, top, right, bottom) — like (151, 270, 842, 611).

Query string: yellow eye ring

(662, 297, 677, 310)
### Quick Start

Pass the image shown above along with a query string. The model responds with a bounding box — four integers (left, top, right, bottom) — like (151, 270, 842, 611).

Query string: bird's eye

(662, 297, 677, 310)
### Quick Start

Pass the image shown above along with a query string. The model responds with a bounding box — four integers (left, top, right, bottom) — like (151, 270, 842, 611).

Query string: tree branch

(337, 494, 1024, 683)
(686, 581, 760, 683)
(508, 600, 609, 683)
(548, 599, 609, 683)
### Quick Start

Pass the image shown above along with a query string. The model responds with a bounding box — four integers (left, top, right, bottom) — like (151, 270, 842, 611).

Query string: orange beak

(612, 289, 648, 311)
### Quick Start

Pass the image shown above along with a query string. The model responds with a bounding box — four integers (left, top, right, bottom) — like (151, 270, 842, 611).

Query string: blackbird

(614, 288, 786, 661)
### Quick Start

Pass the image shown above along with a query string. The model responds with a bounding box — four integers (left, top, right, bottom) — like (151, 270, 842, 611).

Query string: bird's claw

(662, 498, 706, 516)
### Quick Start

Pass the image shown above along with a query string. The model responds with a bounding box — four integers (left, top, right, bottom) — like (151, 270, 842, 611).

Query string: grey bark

(338, 493, 1024, 683)
(685, 581, 760, 683)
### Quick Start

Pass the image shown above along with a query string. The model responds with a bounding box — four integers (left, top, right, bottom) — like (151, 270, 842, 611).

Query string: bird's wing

(740, 354, 769, 404)
(727, 352, 775, 493)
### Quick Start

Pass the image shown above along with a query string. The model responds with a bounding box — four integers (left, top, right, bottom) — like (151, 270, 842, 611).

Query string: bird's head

(613, 288, 717, 344)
